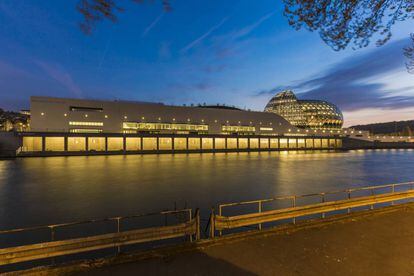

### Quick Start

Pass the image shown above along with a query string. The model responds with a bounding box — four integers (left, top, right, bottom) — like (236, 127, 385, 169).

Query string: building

(30, 96, 295, 135)
(8, 96, 344, 155)
(264, 90, 343, 130)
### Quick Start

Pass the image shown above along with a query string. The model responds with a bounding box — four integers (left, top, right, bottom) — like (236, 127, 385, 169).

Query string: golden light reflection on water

(0, 149, 413, 229)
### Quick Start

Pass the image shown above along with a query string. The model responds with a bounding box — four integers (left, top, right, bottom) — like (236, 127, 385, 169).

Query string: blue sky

(0, 0, 413, 126)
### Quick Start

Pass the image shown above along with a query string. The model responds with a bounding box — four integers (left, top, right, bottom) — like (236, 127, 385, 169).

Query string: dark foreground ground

(69, 204, 414, 276)
(15, 204, 414, 276)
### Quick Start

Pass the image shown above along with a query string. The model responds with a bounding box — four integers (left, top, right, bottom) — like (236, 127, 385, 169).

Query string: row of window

(21, 136, 342, 152)
(69, 121, 104, 126)
(123, 122, 209, 131)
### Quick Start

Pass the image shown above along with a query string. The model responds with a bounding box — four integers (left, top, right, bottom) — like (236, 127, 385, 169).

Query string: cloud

(228, 11, 275, 41)
(34, 60, 83, 97)
(142, 13, 164, 37)
(253, 38, 414, 112)
(181, 17, 229, 53)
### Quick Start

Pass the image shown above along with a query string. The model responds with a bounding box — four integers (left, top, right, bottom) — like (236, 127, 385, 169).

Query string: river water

(0, 149, 413, 230)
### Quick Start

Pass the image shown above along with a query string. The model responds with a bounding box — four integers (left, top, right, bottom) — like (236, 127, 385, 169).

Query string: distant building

(264, 90, 343, 130)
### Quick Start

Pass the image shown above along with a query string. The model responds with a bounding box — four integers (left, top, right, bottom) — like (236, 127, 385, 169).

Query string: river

(1, 149, 413, 230)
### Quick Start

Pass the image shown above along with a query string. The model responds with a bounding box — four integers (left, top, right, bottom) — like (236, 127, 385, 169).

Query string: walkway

(72, 204, 414, 276)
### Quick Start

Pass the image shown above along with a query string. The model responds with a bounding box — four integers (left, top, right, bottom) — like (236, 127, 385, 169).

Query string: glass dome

(264, 90, 343, 129)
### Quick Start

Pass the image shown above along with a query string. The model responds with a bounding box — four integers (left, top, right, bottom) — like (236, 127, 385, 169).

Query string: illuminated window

(159, 138, 172, 150)
(88, 137, 105, 151)
(69, 121, 103, 126)
(68, 137, 86, 151)
(45, 137, 65, 151)
(108, 137, 123, 151)
(126, 138, 141, 151)
(70, 129, 103, 133)
(222, 125, 255, 133)
(260, 127, 273, 131)
(22, 137, 42, 152)
(123, 122, 208, 132)
(238, 138, 248, 149)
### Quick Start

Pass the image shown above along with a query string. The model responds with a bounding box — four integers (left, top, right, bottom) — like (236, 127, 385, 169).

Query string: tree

(405, 33, 414, 73)
(77, 0, 171, 34)
(282, 0, 414, 72)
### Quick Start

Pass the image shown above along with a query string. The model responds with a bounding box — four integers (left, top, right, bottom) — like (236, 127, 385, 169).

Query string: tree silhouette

(405, 33, 414, 73)
(77, 0, 171, 34)
(282, 0, 414, 72)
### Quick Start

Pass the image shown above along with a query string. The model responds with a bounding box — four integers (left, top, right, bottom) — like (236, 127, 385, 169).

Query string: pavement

(69, 203, 414, 276)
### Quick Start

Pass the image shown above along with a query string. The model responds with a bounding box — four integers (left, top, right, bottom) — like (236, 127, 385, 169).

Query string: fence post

(117, 217, 121, 254)
(258, 201, 262, 230)
(292, 196, 296, 224)
(218, 206, 223, 237)
(210, 208, 215, 239)
(195, 209, 201, 241)
(189, 209, 193, 242)
(370, 189, 374, 210)
(321, 193, 325, 218)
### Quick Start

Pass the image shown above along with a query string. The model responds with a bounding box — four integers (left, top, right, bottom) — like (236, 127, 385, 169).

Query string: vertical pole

(210, 208, 215, 239)
(195, 209, 201, 241)
(292, 196, 296, 224)
(41, 136, 46, 152)
(85, 136, 89, 152)
(391, 184, 395, 205)
(50, 227, 55, 241)
(370, 189, 374, 210)
(64, 136, 68, 152)
(105, 136, 108, 152)
(219, 206, 222, 236)
(321, 194, 325, 218)
(347, 190, 351, 214)
(189, 209, 193, 242)
(50, 226, 55, 265)
(258, 201, 262, 230)
(123, 136, 126, 154)
(117, 218, 121, 254)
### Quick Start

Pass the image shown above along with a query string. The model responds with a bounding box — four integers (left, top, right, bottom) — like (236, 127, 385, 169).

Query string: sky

(0, 0, 413, 126)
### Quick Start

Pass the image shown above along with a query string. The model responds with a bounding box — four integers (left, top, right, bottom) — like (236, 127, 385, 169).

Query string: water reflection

(0, 150, 413, 229)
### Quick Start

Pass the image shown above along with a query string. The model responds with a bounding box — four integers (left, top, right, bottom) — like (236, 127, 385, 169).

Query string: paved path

(76, 205, 414, 276)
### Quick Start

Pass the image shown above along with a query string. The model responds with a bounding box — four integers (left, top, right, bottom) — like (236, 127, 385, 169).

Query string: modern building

(8, 96, 344, 155)
(30, 96, 295, 135)
(264, 90, 343, 130)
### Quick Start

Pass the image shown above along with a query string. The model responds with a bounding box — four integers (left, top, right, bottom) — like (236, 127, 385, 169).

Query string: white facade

(30, 96, 297, 135)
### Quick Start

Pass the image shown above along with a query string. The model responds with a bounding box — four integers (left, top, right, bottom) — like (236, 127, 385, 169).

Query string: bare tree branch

(77, 0, 171, 34)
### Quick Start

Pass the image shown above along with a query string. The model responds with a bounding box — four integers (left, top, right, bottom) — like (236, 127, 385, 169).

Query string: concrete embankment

(18, 203, 414, 276)
(343, 137, 414, 150)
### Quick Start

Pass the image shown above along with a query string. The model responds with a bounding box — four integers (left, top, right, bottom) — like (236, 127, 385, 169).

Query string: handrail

(0, 209, 192, 235)
(213, 190, 414, 233)
(214, 181, 414, 237)
(218, 182, 414, 211)
(0, 208, 200, 266)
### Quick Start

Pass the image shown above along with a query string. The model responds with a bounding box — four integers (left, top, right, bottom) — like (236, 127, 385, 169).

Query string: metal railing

(212, 181, 414, 237)
(0, 208, 200, 266)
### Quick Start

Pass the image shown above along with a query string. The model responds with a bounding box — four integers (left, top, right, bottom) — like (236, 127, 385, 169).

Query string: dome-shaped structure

(264, 90, 343, 129)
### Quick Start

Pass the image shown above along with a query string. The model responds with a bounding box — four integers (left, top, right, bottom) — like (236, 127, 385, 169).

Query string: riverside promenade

(25, 203, 414, 276)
